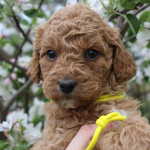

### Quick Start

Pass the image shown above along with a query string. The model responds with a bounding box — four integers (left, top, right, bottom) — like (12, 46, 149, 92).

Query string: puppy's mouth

(43, 76, 101, 108)
(57, 98, 77, 109)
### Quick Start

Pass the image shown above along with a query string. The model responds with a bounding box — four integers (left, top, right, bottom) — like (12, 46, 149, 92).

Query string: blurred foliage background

(0, 0, 150, 149)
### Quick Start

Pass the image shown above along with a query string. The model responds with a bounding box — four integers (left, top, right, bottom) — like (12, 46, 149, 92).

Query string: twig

(0, 48, 13, 59)
(38, 0, 45, 9)
(109, 3, 143, 21)
(0, 98, 4, 113)
(12, 15, 32, 44)
(116, 16, 124, 29)
(120, 22, 129, 38)
(109, 9, 130, 21)
(10, 0, 45, 73)
(10, 39, 27, 73)
(123, 35, 136, 44)
(4, 79, 33, 111)
(120, 4, 150, 38)
(134, 4, 150, 15)
(0, 53, 27, 72)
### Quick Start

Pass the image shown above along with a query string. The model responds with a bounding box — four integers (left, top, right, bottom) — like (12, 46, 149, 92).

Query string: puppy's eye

(86, 50, 98, 59)
(47, 50, 57, 60)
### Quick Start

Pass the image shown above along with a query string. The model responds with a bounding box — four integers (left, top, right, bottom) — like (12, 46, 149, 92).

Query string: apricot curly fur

(26, 3, 150, 150)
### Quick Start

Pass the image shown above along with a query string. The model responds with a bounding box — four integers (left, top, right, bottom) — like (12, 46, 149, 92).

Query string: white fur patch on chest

(110, 107, 127, 128)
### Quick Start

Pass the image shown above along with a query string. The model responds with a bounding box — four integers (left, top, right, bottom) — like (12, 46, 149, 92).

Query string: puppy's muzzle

(59, 79, 76, 94)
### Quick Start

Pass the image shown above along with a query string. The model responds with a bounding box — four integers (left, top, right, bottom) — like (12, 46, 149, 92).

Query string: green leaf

(142, 61, 149, 67)
(118, 0, 136, 9)
(14, 144, 30, 150)
(143, 76, 149, 82)
(31, 18, 37, 24)
(0, 15, 4, 22)
(127, 1, 136, 9)
(118, 0, 127, 7)
(127, 28, 137, 43)
(37, 12, 46, 18)
(24, 9, 38, 18)
(0, 141, 9, 150)
(125, 14, 140, 35)
(147, 41, 150, 48)
(11, 35, 22, 44)
(20, 19, 29, 25)
(139, 11, 150, 22)
(139, 24, 146, 31)
(10, 121, 19, 135)
(20, 124, 26, 135)
(0, 38, 13, 47)
(139, 0, 150, 3)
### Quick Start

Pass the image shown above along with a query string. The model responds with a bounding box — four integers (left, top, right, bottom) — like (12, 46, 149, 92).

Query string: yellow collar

(51, 93, 124, 103)
(93, 93, 124, 103)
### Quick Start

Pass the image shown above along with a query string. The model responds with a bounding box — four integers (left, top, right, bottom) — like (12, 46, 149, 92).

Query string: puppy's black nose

(59, 79, 76, 94)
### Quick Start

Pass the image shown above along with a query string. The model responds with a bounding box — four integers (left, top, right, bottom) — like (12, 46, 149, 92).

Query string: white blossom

(55, 3, 63, 12)
(0, 24, 17, 37)
(23, 123, 42, 145)
(3, 43, 15, 55)
(0, 121, 11, 132)
(0, 110, 28, 132)
(18, 0, 30, 2)
(22, 42, 33, 52)
(0, 78, 16, 101)
(144, 22, 150, 29)
(11, 73, 17, 80)
(18, 56, 32, 68)
(137, 22, 150, 41)
(0, 66, 8, 77)
(7, 110, 28, 125)
(144, 65, 150, 77)
(13, 5, 21, 13)
(137, 29, 150, 41)
(0, 0, 5, 5)
(41, 4, 51, 16)
(18, 78, 25, 83)
(21, 3, 32, 10)
(0, 109, 42, 145)
(66, 0, 77, 7)
(31, 83, 40, 93)
(87, 0, 109, 19)
(29, 97, 45, 121)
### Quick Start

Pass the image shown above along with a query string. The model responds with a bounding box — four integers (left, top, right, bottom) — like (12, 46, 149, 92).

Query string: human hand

(66, 123, 112, 150)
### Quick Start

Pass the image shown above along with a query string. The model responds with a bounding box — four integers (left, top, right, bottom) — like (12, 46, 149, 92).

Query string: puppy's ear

(106, 27, 137, 83)
(26, 23, 48, 84)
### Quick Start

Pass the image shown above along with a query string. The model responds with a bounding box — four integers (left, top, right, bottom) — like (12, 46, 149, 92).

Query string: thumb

(66, 124, 97, 150)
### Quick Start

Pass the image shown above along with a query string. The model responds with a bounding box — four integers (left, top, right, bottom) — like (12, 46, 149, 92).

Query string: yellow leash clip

(86, 112, 126, 150)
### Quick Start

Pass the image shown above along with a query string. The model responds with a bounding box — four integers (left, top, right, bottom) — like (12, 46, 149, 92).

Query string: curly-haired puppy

(26, 3, 150, 150)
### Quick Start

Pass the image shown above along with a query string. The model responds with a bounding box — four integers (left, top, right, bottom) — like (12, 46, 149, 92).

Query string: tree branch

(123, 35, 136, 44)
(12, 15, 32, 44)
(0, 51, 27, 72)
(10, 0, 45, 73)
(116, 16, 125, 29)
(109, 3, 143, 21)
(38, 0, 45, 9)
(0, 48, 13, 59)
(120, 4, 150, 38)
(134, 4, 150, 16)
(10, 39, 27, 73)
(120, 21, 129, 38)
(4, 79, 33, 111)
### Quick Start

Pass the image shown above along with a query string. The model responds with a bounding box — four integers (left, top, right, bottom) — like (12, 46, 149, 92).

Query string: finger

(66, 124, 97, 150)
(105, 122, 112, 129)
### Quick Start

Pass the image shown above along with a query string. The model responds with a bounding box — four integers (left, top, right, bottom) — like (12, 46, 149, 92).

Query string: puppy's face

(40, 29, 113, 108)
(26, 3, 136, 108)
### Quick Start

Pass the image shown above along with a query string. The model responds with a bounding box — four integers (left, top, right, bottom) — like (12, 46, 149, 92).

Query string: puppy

(26, 3, 150, 150)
